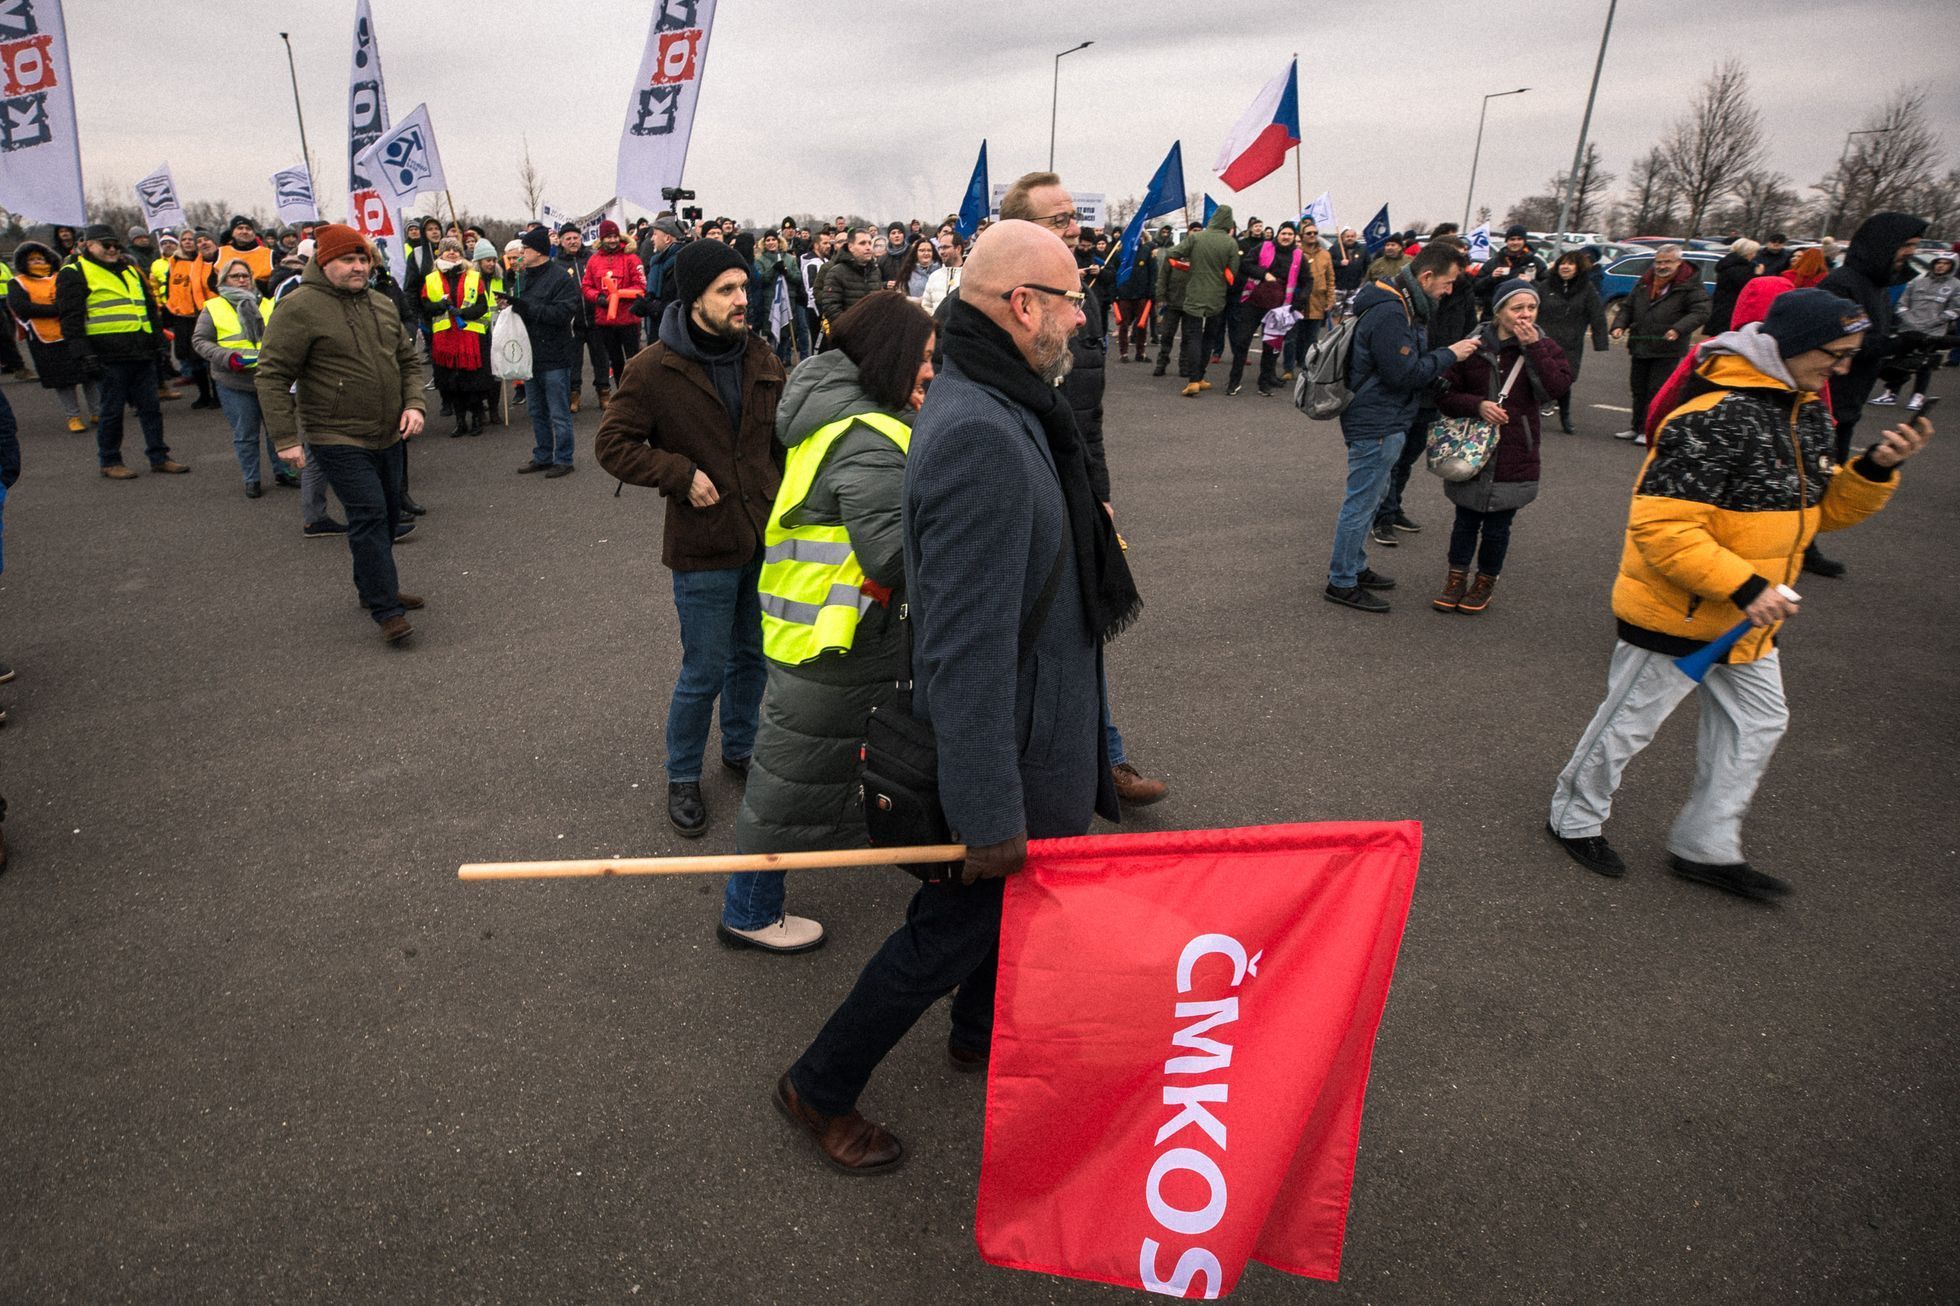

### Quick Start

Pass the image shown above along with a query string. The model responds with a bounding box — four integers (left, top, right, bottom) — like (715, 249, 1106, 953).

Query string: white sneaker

(717, 914, 826, 954)
(1906, 393, 1925, 411)
(1870, 390, 1897, 405)
(1613, 428, 1638, 441)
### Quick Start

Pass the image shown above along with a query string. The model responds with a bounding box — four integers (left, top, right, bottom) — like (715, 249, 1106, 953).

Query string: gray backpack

(1292, 314, 1361, 420)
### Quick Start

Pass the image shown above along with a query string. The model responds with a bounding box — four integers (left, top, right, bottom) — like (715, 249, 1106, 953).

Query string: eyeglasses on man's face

(1031, 211, 1077, 232)
(1001, 283, 1085, 305)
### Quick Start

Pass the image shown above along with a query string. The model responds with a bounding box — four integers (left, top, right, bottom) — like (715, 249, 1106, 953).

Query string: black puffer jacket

(1819, 211, 1929, 387)
(1062, 283, 1110, 502)
(1707, 252, 1757, 335)
(816, 254, 881, 328)
(1537, 272, 1609, 372)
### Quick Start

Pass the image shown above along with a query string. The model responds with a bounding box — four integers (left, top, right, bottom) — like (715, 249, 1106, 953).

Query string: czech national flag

(1213, 59, 1301, 192)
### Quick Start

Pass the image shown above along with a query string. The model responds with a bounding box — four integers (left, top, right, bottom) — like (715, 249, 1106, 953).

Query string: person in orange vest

(216, 214, 274, 290)
(161, 230, 218, 408)
(7, 240, 100, 430)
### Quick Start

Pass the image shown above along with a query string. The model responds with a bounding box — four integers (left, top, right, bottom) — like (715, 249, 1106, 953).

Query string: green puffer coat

(1167, 204, 1240, 318)
(734, 351, 911, 855)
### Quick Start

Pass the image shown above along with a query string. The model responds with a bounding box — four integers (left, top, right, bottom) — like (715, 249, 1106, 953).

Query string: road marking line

(1593, 404, 1632, 412)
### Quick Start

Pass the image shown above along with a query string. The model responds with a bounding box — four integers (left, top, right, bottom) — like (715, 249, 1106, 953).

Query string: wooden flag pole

(459, 844, 968, 882)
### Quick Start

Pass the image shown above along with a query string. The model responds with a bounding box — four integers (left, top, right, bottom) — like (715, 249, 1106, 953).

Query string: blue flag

(957, 140, 989, 241)
(1363, 205, 1392, 257)
(1203, 193, 1218, 226)
(1672, 618, 1753, 683)
(1117, 142, 1187, 283)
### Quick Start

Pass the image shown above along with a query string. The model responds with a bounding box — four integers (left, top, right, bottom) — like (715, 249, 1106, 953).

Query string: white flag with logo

(345, 0, 404, 280)
(1467, 223, 1492, 263)
(614, 0, 716, 212)
(271, 164, 319, 224)
(355, 101, 447, 213)
(133, 163, 187, 231)
(0, 0, 87, 224)
(1305, 191, 1335, 233)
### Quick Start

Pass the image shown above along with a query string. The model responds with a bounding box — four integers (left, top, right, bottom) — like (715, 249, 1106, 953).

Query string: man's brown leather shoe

(396, 593, 425, 610)
(774, 1073, 903, 1174)
(151, 460, 191, 474)
(100, 464, 139, 480)
(380, 616, 412, 644)
(1112, 762, 1168, 806)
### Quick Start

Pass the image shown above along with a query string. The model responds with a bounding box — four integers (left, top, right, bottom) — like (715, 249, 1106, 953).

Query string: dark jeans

(95, 357, 170, 468)
(310, 441, 406, 624)
(1154, 310, 1182, 372)
(665, 554, 766, 783)
(1225, 307, 1260, 390)
(1628, 354, 1675, 434)
(1448, 505, 1518, 575)
(789, 877, 1004, 1115)
(1205, 309, 1229, 361)
(1180, 312, 1216, 382)
(1375, 406, 1434, 527)
(1114, 298, 1150, 357)
(591, 324, 638, 393)
(1281, 316, 1321, 372)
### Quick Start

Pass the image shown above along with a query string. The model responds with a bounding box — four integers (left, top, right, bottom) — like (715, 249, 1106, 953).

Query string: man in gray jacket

(775, 220, 1139, 1174)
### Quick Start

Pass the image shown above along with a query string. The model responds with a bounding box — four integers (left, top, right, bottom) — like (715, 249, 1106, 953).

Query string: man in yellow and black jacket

(1547, 289, 1933, 901)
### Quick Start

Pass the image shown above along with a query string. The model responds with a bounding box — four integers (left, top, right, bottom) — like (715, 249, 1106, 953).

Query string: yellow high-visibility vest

(149, 256, 171, 304)
(202, 295, 276, 366)
(80, 258, 154, 337)
(757, 411, 912, 665)
(424, 268, 487, 334)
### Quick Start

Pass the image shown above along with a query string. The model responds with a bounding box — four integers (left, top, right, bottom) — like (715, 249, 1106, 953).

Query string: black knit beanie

(676, 238, 749, 305)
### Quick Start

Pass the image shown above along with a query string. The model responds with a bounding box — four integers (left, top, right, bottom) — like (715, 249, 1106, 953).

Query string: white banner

(989, 184, 1105, 229)
(133, 162, 186, 231)
(345, 0, 402, 278)
(355, 102, 446, 214)
(614, 0, 715, 212)
(1305, 191, 1335, 233)
(1466, 222, 1492, 264)
(0, 0, 86, 224)
(271, 163, 318, 225)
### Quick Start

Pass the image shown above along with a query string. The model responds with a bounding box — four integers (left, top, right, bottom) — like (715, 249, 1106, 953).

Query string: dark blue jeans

(665, 554, 766, 783)
(527, 367, 575, 467)
(790, 877, 1004, 1115)
(95, 356, 170, 468)
(1448, 505, 1518, 575)
(309, 442, 406, 623)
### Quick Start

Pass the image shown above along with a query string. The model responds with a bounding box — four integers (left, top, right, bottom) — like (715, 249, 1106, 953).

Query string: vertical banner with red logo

(976, 821, 1421, 1299)
(345, 0, 402, 279)
(0, 0, 85, 224)
(614, 0, 715, 212)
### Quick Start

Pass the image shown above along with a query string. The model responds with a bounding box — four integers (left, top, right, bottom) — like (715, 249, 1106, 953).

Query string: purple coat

(1438, 331, 1572, 483)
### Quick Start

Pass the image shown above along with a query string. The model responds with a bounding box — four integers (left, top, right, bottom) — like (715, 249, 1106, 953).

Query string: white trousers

(1550, 641, 1789, 865)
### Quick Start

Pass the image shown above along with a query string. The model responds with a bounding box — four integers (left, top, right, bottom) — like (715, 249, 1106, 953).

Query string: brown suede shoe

(773, 1073, 904, 1174)
(100, 464, 139, 480)
(1112, 762, 1168, 806)
(1458, 572, 1498, 614)
(1433, 566, 1469, 612)
(380, 615, 413, 644)
(569, 389, 581, 413)
(396, 593, 425, 610)
(151, 460, 191, 474)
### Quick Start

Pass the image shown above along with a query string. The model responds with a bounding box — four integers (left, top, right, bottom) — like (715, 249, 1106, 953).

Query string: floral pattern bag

(1425, 355, 1525, 483)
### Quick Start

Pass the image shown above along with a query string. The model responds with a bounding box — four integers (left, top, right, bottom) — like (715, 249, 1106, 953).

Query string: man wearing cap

(580, 220, 646, 408)
(507, 226, 580, 478)
(552, 224, 596, 411)
(595, 240, 785, 838)
(639, 216, 685, 348)
(55, 224, 188, 479)
(1476, 225, 1546, 315)
(255, 224, 427, 645)
(1547, 288, 1933, 900)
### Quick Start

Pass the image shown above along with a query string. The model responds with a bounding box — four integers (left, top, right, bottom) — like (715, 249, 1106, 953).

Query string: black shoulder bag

(861, 546, 1066, 881)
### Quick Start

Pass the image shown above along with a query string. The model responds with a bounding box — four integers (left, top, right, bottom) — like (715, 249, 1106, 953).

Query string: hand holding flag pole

(1673, 584, 1800, 682)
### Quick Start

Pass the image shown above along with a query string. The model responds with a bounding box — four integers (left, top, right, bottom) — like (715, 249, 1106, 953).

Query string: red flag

(976, 821, 1420, 1298)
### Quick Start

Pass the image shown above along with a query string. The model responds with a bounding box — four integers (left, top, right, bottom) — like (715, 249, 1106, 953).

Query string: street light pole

(1823, 127, 1893, 242)
(1049, 41, 1093, 172)
(278, 32, 314, 187)
(1463, 87, 1530, 231)
(1552, 0, 1616, 250)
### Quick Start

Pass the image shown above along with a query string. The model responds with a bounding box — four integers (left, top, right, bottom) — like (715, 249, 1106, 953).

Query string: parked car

(1597, 250, 1722, 315)
(1618, 236, 1689, 249)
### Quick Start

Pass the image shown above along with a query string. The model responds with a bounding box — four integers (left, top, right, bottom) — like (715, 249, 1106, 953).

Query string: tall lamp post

(1050, 41, 1093, 172)
(1552, 0, 1616, 251)
(1823, 127, 1893, 241)
(277, 32, 314, 189)
(1463, 86, 1530, 230)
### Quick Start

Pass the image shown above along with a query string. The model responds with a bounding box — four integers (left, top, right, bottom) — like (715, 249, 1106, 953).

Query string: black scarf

(941, 299, 1141, 643)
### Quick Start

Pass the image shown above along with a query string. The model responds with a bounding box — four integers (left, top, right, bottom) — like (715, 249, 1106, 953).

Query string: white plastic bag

(491, 305, 533, 381)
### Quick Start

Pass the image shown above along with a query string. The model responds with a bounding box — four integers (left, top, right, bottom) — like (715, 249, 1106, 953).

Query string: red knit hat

(312, 223, 368, 265)
(599, 219, 622, 239)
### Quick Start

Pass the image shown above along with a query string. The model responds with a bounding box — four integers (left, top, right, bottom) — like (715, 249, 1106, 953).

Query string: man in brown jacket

(596, 240, 786, 837)
(256, 224, 427, 644)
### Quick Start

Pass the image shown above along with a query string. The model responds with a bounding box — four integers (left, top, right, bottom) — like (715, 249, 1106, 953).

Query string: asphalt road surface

(1, 343, 1954, 1305)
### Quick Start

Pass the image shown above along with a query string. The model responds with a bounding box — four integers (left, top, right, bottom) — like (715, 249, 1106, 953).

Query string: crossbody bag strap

(897, 540, 1068, 705)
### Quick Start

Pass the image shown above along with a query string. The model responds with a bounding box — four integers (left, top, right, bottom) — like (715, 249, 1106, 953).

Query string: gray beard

(1038, 347, 1074, 387)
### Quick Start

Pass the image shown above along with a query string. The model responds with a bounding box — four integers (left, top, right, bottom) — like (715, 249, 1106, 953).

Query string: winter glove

(959, 831, 1028, 885)
(226, 352, 248, 372)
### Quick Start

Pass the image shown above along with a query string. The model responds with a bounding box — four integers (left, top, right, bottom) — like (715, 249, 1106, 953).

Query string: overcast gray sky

(66, 0, 1960, 232)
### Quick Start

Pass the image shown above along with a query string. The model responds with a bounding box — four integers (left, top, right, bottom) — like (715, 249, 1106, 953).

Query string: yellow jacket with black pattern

(1612, 346, 1898, 664)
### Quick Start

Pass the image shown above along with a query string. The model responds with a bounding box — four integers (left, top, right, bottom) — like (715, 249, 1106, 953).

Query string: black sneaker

(668, 781, 707, 838)
(543, 464, 575, 479)
(1802, 545, 1846, 579)
(393, 520, 416, 541)
(722, 755, 751, 780)
(1356, 568, 1396, 591)
(1324, 583, 1390, 613)
(516, 461, 550, 474)
(1546, 822, 1626, 877)
(1390, 511, 1421, 533)
(1227, 384, 1243, 396)
(302, 518, 348, 539)
(1668, 855, 1789, 901)
(1369, 523, 1399, 547)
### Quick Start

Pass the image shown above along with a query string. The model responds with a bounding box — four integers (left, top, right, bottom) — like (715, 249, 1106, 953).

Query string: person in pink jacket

(580, 220, 646, 406)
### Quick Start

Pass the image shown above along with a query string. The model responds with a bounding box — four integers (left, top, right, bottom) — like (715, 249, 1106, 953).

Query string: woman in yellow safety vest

(418, 237, 495, 435)
(7, 240, 98, 430)
(720, 290, 937, 955)
(192, 256, 288, 496)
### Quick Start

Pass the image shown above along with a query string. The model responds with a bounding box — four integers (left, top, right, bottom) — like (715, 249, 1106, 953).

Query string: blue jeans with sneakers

(665, 555, 766, 784)
(1328, 432, 1404, 589)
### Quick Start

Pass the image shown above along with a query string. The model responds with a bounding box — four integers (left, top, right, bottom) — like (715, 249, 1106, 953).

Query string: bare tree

(1613, 148, 1682, 234)
(517, 136, 545, 222)
(1920, 166, 1960, 238)
(1717, 170, 1801, 238)
(1809, 87, 1947, 237)
(1106, 193, 1140, 228)
(1504, 194, 1560, 230)
(1663, 60, 1766, 236)
(1509, 144, 1618, 233)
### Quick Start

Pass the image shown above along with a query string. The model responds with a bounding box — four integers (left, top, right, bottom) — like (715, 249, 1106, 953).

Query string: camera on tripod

(662, 187, 703, 223)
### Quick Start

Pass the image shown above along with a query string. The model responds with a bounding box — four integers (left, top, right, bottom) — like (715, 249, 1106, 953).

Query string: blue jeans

(665, 555, 766, 783)
(1328, 431, 1404, 588)
(1099, 668, 1126, 767)
(95, 357, 169, 468)
(722, 867, 786, 930)
(215, 385, 279, 487)
(309, 442, 406, 623)
(527, 367, 574, 467)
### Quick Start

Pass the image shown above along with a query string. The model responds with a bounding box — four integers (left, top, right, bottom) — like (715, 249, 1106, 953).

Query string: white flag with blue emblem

(1467, 222, 1492, 264)
(354, 102, 447, 212)
(270, 164, 318, 224)
(133, 163, 187, 231)
(1305, 191, 1335, 233)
